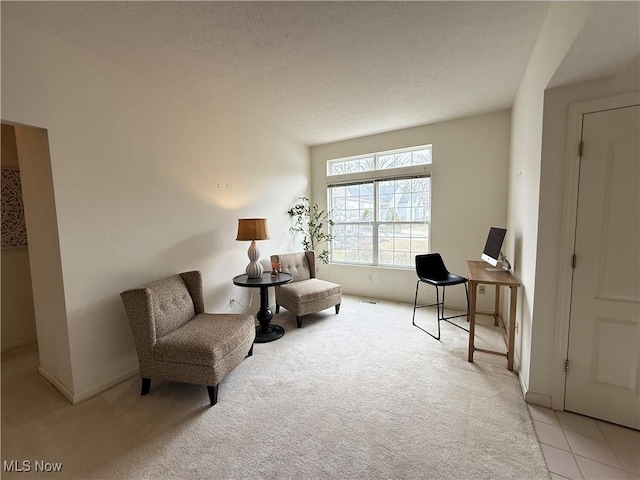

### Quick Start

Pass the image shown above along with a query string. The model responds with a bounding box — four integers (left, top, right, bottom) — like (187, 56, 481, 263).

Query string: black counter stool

(412, 253, 469, 340)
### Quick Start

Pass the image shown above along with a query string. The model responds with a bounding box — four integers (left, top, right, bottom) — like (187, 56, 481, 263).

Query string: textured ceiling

(2, 2, 637, 145)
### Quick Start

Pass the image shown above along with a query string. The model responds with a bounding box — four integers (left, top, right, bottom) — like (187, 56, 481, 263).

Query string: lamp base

(246, 240, 263, 278)
(246, 262, 263, 278)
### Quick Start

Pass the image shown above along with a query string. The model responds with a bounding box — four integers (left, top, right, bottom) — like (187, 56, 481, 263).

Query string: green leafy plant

(287, 196, 335, 265)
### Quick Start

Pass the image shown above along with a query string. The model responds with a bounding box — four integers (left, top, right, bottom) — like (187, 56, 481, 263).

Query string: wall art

(2, 168, 28, 249)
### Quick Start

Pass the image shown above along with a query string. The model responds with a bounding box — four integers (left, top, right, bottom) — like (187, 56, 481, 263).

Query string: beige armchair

(120, 271, 255, 406)
(270, 251, 342, 328)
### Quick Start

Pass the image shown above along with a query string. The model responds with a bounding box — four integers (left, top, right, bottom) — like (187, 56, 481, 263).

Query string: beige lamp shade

(236, 218, 270, 241)
(236, 218, 269, 278)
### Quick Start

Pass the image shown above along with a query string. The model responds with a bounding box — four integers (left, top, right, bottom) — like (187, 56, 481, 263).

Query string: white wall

(310, 110, 511, 311)
(532, 57, 640, 407)
(1, 18, 309, 401)
(507, 2, 594, 401)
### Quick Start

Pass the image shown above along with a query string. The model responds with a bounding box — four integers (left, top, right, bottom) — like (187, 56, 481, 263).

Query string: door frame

(551, 92, 640, 411)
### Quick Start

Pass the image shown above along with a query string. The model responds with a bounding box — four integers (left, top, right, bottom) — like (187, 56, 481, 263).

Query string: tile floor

(529, 404, 640, 479)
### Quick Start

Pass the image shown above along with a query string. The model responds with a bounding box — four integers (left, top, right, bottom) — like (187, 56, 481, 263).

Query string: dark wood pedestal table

(232, 272, 293, 343)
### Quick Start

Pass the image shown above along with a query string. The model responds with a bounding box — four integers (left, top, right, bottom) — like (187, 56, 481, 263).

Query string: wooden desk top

(467, 260, 521, 287)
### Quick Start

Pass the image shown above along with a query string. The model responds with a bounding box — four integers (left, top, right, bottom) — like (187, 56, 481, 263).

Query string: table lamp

(236, 218, 270, 278)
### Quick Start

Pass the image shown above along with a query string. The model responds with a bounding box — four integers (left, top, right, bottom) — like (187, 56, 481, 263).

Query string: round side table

(232, 272, 293, 343)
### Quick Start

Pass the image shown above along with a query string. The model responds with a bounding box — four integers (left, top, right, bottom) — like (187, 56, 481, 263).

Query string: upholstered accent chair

(270, 251, 342, 328)
(120, 271, 255, 406)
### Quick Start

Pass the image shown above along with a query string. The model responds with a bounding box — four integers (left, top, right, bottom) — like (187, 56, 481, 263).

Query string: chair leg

(296, 316, 302, 328)
(438, 285, 470, 332)
(412, 281, 441, 340)
(412, 281, 469, 340)
(335, 304, 341, 314)
(141, 377, 151, 396)
(247, 344, 254, 357)
(275, 304, 280, 313)
(412, 280, 420, 326)
(435, 285, 442, 340)
(207, 385, 219, 406)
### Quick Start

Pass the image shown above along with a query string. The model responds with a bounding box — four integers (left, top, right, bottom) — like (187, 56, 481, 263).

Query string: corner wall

(1, 18, 309, 401)
(14, 125, 73, 395)
(507, 2, 594, 400)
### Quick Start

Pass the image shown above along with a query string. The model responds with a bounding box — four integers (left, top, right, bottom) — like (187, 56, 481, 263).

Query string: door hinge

(571, 254, 576, 269)
(564, 359, 570, 373)
(579, 140, 584, 157)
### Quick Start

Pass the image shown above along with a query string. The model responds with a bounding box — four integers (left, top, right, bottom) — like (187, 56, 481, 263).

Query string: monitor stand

(485, 252, 512, 272)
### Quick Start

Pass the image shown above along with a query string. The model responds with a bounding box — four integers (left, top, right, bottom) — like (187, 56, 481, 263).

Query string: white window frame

(327, 145, 432, 268)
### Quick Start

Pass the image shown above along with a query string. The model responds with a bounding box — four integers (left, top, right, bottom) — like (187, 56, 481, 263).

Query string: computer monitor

(481, 227, 507, 268)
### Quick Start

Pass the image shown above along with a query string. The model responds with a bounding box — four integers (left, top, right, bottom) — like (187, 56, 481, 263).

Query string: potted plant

(287, 196, 334, 265)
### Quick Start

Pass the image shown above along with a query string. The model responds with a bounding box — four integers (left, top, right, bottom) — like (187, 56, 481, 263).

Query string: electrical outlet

(229, 297, 235, 307)
(478, 285, 486, 294)
(368, 274, 373, 282)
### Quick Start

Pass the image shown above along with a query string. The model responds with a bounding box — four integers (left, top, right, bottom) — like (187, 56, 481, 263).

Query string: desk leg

(254, 286, 284, 343)
(507, 286, 518, 371)
(468, 281, 477, 363)
(494, 285, 500, 326)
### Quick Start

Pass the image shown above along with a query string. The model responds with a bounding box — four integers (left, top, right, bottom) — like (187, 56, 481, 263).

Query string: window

(327, 146, 431, 176)
(327, 145, 431, 268)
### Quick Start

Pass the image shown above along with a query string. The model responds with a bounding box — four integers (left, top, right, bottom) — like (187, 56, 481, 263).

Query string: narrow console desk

(467, 260, 521, 371)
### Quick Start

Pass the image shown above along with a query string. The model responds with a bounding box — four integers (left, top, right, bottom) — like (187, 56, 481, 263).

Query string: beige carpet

(1, 295, 549, 479)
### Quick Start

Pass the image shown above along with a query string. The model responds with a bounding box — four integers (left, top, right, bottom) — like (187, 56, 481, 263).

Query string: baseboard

(72, 367, 139, 404)
(38, 365, 74, 403)
(523, 389, 553, 408)
(39, 365, 139, 404)
(518, 370, 553, 408)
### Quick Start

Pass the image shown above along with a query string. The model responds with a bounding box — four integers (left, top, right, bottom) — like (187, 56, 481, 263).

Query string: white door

(565, 105, 640, 429)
